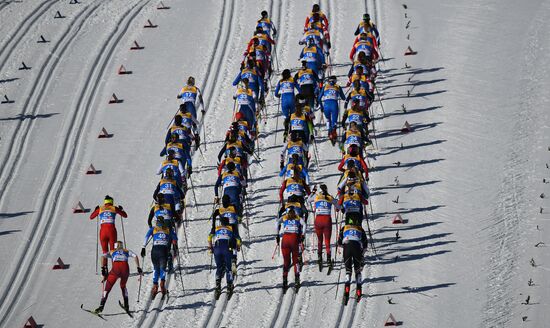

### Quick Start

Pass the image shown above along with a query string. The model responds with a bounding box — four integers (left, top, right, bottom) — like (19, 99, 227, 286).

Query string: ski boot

(151, 283, 159, 299)
(317, 252, 323, 272)
(356, 285, 362, 302)
(94, 298, 106, 314)
(94, 304, 104, 314)
(327, 255, 334, 275)
(227, 282, 235, 299)
(343, 284, 350, 305)
(123, 296, 129, 312)
(295, 276, 301, 292)
(214, 278, 222, 300)
(160, 280, 167, 299)
(282, 276, 288, 294)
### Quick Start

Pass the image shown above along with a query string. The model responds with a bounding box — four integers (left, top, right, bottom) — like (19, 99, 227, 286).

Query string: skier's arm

(89, 206, 100, 220)
(274, 81, 281, 97)
(143, 227, 154, 247)
(338, 86, 346, 100)
(147, 208, 155, 227)
(232, 72, 242, 86)
(153, 184, 161, 201)
(156, 163, 164, 175)
(279, 181, 286, 202)
(337, 158, 346, 172)
(160, 147, 167, 157)
(214, 176, 222, 197)
(115, 206, 127, 218)
(217, 144, 227, 162)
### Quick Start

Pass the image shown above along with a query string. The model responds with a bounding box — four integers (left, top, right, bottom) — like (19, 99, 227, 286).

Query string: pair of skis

(80, 300, 133, 319)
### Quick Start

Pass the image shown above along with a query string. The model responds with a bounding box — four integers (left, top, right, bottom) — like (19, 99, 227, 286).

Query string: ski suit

(144, 226, 178, 285)
(318, 83, 346, 133)
(277, 214, 305, 279)
(90, 205, 128, 259)
(275, 77, 300, 118)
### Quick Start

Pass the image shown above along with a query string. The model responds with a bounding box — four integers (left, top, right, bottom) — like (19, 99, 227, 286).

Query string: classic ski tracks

(0, 0, 151, 325)
(0, 0, 101, 211)
(0, 0, 62, 204)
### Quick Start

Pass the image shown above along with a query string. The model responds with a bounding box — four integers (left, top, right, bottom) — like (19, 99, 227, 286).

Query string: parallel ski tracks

(0, 0, 61, 202)
(0, 0, 151, 325)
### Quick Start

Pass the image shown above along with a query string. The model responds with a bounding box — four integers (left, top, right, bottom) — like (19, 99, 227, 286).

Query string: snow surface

(1, 0, 550, 327)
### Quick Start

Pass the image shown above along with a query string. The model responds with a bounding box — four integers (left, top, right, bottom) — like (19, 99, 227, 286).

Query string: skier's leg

(224, 248, 234, 284)
(99, 228, 109, 267)
(314, 217, 323, 256)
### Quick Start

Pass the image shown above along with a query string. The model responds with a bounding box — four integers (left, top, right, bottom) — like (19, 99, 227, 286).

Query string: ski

(80, 304, 106, 320)
(118, 300, 133, 318)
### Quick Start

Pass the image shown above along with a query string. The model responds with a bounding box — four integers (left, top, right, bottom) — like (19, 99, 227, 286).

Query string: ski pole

(335, 254, 348, 300)
(271, 243, 280, 260)
(95, 217, 99, 275)
(274, 101, 281, 145)
(137, 269, 143, 302)
(363, 204, 378, 257)
(209, 251, 213, 273)
(119, 212, 127, 248)
(188, 176, 199, 212)
(181, 219, 190, 253)
(374, 85, 386, 116)
(177, 247, 185, 292)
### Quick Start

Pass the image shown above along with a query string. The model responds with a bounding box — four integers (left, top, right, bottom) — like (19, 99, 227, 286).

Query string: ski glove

(141, 247, 146, 258)
(117, 205, 124, 211)
(276, 236, 280, 245)
(101, 266, 108, 278)
(137, 267, 143, 275)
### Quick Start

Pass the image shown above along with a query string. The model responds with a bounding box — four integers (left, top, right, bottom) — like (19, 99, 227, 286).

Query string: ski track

(0, 0, 101, 211)
(0, 0, 151, 325)
(198, 1, 239, 327)
(0, 0, 62, 200)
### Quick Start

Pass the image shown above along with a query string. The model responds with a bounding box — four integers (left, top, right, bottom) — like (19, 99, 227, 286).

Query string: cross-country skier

(157, 149, 186, 188)
(233, 59, 264, 100)
(280, 153, 310, 185)
(94, 241, 142, 314)
(337, 170, 369, 225)
(212, 194, 242, 270)
(338, 145, 369, 179)
(280, 131, 309, 169)
(214, 162, 247, 214)
(141, 216, 178, 298)
(257, 10, 277, 37)
(299, 38, 325, 78)
(308, 184, 339, 271)
(209, 213, 241, 299)
(276, 207, 305, 292)
(233, 78, 258, 130)
(176, 76, 205, 120)
(147, 193, 176, 228)
(354, 13, 380, 46)
(318, 75, 346, 143)
(89, 195, 128, 270)
(153, 168, 185, 213)
(274, 69, 301, 119)
(294, 60, 319, 109)
(160, 133, 193, 176)
(349, 32, 378, 62)
(304, 4, 329, 33)
(337, 216, 368, 304)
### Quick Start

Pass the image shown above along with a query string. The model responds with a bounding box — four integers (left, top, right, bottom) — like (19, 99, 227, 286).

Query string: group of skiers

(274, 6, 381, 304)
(86, 74, 205, 315)
(84, 4, 382, 316)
